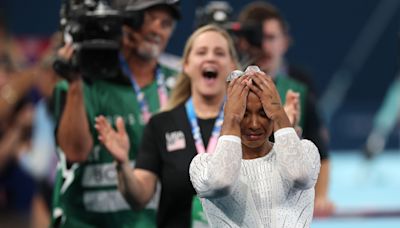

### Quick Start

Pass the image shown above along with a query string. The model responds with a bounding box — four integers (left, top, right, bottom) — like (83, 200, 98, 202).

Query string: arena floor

(312, 150, 400, 228)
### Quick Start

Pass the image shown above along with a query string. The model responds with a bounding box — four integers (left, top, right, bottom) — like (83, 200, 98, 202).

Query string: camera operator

(51, 0, 180, 227)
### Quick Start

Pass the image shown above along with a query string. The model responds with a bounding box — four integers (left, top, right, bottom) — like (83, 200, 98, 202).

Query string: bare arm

(116, 162, 157, 210)
(55, 44, 92, 162)
(315, 159, 330, 201)
(95, 116, 157, 209)
(57, 79, 93, 162)
(314, 159, 335, 216)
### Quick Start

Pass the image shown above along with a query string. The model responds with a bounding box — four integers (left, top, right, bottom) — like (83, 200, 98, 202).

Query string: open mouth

(202, 68, 218, 79)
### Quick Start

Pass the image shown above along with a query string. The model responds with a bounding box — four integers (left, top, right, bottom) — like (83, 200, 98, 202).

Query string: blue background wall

(1, 0, 399, 150)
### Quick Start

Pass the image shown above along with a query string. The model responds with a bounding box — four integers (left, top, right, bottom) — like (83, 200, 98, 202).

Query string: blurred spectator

(0, 12, 35, 178)
(17, 33, 62, 228)
(364, 76, 400, 158)
(236, 1, 334, 217)
(0, 13, 61, 226)
(0, 24, 36, 227)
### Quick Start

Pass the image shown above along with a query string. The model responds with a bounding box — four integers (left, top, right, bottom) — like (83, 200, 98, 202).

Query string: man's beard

(136, 42, 161, 61)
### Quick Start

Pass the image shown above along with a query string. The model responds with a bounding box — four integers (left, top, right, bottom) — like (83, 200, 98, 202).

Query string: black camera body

(58, 0, 123, 79)
(194, 1, 233, 29)
(194, 1, 262, 48)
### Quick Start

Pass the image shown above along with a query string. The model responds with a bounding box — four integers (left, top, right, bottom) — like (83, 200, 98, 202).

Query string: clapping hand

(283, 89, 300, 127)
(95, 115, 130, 164)
(283, 90, 302, 136)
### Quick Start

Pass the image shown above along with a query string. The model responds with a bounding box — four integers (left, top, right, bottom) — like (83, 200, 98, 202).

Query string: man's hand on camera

(53, 43, 80, 82)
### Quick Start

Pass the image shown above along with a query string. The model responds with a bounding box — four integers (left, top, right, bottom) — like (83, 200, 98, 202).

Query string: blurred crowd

(0, 13, 62, 227)
(0, 0, 398, 227)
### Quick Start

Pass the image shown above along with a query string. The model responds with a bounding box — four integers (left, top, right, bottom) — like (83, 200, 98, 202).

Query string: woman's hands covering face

(245, 71, 291, 131)
(224, 69, 292, 134)
(245, 72, 283, 119)
(224, 75, 251, 121)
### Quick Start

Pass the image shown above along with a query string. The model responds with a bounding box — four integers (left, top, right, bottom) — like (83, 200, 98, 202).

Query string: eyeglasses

(226, 65, 261, 82)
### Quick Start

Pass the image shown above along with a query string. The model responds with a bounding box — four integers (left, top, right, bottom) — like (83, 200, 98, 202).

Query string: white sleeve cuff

(219, 135, 241, 144)
(274, 127, 296, 138)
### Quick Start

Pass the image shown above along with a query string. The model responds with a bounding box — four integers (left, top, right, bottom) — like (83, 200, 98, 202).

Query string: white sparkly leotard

(189, 128, 321, 228)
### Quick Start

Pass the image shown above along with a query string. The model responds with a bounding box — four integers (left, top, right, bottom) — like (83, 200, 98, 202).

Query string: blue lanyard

(119, 54, 168, 123)
(185, 97, 224, 154)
